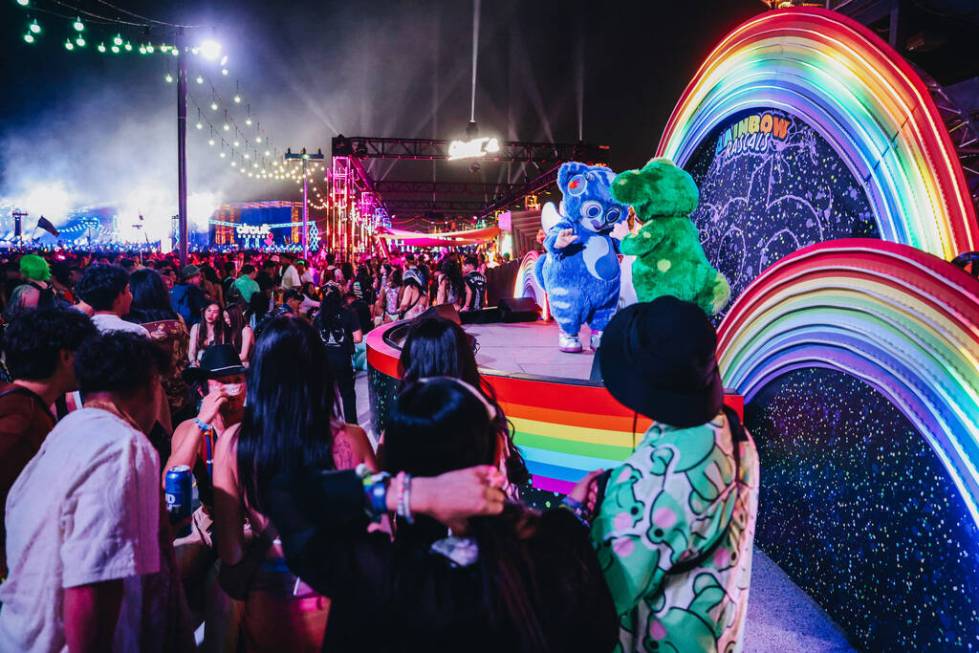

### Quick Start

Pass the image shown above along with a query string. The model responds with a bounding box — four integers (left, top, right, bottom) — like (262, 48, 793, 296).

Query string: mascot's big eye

(567, 175, 587, 196)
(605, 208, 622, 224)
(582, 201, 603, 219)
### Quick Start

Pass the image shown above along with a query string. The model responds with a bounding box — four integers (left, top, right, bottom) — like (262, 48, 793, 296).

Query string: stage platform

(367, 319, 744, 496)
(468, 322, 597, 381)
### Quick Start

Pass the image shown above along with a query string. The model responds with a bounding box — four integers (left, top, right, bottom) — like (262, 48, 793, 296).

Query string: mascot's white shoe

(590, 331, 603, 351)
(559, 333, 583, 353)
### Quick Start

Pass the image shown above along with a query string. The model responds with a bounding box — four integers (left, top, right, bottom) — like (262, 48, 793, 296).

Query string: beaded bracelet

(560, 496, 592, 528)
(397, 472, 414, 525)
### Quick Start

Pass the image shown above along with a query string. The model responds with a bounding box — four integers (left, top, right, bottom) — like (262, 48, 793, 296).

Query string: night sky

(0, 0, 761, 229)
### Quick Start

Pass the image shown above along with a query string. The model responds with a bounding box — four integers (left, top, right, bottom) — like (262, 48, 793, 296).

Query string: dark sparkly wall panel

(684, 108, 878, 321)
(746, 368, 979, 652)
(367, 364, 398, 438)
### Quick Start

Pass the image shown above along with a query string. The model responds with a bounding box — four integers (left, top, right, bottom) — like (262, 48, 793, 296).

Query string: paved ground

(746, 550, 856, 652)
(353, 372, 857, 653)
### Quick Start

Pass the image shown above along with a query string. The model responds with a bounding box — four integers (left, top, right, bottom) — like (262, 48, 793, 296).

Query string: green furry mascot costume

(611, 158, 730, 316)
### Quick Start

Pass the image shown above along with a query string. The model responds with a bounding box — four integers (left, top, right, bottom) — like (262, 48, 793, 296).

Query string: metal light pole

(176, 29, 189, 266)
(284, 147, 324, 259)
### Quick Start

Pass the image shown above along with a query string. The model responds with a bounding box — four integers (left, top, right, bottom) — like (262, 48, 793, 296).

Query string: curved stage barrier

(657, 7, 977, 259)
(366, 323, 743, 497)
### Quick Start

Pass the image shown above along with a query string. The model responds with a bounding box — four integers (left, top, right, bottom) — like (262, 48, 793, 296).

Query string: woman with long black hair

(189, 302, 230, 365)
(314, 288, 362, 424)
(212, 316, 375, 652)
(398, 316, 530, 491)
(265, 377, 617, 653)
(435, 257, 465, 310)
(125, 267, 193, 426)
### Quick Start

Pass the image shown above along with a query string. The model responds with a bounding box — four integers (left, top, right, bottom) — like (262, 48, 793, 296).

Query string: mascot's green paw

(710, 272, 731, 315)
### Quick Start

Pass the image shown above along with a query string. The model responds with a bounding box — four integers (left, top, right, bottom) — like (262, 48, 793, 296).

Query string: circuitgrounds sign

(715, 111, 792, 157)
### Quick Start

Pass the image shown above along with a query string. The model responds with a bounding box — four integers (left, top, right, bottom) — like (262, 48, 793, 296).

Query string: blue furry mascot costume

(535, 162, 629, 352)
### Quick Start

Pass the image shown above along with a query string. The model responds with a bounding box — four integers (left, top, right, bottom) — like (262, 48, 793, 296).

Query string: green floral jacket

(590, 412, 759, 653)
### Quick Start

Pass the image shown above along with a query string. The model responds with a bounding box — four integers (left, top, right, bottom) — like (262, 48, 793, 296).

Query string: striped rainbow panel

(717, 239, 979, 524)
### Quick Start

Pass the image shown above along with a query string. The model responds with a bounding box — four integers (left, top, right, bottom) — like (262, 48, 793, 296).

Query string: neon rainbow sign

(657, 8, 977, 260)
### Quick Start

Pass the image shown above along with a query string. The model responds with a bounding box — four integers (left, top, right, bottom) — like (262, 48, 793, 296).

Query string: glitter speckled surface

(685, 108, 878, 320)
(747, 368, 979, 652)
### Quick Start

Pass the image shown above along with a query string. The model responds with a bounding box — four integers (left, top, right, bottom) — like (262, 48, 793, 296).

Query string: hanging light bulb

(231, 161, 237, 167)
(146, 43, 154, 53)
(75, 35, 85, 47)
(160, 44, 170, 52)
(219, 151, 226, 158)
(171, 48, 178, 57)
(255, 136, 262, 143)
(110, 44, 120, 53)
(72, 16, 84, 32)
(244, 153, 250, 159)
(233, 94, 241, 104)
(245, 118, 252, 126)
(112, 34, 123, 46)
(23, 33, 35, 44)
(221, 68, 229, 76)
(264, 150, 271, 157)
(64, 38, 74, 51)
(29, 19, 41, 34)
(210, 101, 218, 111)
(98, 42, 108, 53)
(123, 41, 132, 51)
(196, 121, 203, 130)
(195, 75, 203, 85)
(138, 44, 147, 54)
(164, 72, 173, 83)
(17, 0, 29, 6)
(208, 138, 215, 146)
(223, 124, 230, 131)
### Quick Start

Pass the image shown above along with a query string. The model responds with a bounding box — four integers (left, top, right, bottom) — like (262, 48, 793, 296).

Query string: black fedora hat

(183, 344, 247, 382)
(599, 296, 723, 428)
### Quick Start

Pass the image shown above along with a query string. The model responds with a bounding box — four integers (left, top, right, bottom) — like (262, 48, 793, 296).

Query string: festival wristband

(194, 418, 214, 433)
(361, 471, 391, 520)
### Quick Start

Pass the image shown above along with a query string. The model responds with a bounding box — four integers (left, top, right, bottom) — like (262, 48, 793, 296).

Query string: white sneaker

(590, 331, 603, 350)
(559, 333, 582, 353)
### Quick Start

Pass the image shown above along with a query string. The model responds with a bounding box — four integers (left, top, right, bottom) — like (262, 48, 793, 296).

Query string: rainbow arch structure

(657, 7, 977, 260)
(717, 239, 979, 524)
(514, 250, 550, 320)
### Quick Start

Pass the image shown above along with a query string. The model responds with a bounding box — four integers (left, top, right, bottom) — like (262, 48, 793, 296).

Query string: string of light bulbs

(12, 0, 196, 49)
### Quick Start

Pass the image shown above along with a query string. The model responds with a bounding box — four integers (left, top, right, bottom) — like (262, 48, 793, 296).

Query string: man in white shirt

(280, 257, 311, 291)
(0, 331, 191, 652)
(75, 264, 149, 336)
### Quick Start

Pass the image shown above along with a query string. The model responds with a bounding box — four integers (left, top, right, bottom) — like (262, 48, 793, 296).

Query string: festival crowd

(0, 245, 757, 653)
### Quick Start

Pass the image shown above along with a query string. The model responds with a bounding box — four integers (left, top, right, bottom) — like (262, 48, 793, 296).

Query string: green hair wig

(19, 254, 51, 282)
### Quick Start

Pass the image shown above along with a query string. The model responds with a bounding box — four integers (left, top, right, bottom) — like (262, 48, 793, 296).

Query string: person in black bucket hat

(598, 295, 722, 427)
(588, 296, 760, 653)
(182, 344, 247, 383)
(164, 343, 248, 647)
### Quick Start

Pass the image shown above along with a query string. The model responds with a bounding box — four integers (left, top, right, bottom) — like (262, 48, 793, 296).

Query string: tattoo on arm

(332, 434, 356, 470)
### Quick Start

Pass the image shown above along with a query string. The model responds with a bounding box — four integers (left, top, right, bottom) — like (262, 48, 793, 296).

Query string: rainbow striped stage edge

(366, 327, 744, 496)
